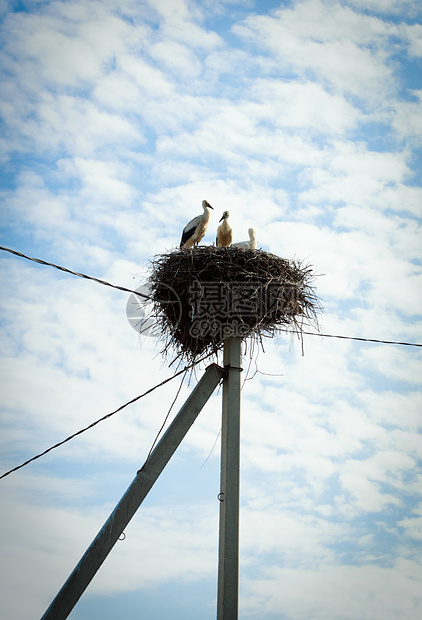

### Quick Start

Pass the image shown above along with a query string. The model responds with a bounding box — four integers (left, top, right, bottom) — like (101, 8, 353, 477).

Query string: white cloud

(241, 560, 422, 619)
(329, 141, 409, 182)
(357, 346, 422, 385)
(234, 0, 397, 101)
(2, 4, 139, 88)
(58, 157, 137, 207)
(381, 184, 422, 218)
(392, 91, 422, 145)
(347, 0, 419, 16)
(339, 458, 405, 512)
(145, 0, 223, 50)
(400, 22, 422, 57)
(149, 40, 203, 78)
(358, 389, 422, 432)
(252, 78, 360, 134)
(94, 54, 173, 111)
(1, 89, 143, 160)
(398, 504, 422, 540)
(241, 507, 344, 562)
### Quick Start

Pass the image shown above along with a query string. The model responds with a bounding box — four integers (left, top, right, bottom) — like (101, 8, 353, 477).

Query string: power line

(144, 370, 187, 464)
(0, 244, 421, 347)
(0, 353, 219, 481)
(0, 245, 151, 299)
(281, 329, 422, 348)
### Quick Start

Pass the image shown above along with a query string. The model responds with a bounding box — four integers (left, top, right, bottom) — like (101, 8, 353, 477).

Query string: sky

(0, 0, 421, 618)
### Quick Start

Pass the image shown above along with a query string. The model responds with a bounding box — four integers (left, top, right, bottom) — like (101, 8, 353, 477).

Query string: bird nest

(148, 246, 322, 363)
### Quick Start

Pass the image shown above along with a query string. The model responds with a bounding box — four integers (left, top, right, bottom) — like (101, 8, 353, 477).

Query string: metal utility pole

(217, 336, 242, 620)
(41, 363, 224, 620)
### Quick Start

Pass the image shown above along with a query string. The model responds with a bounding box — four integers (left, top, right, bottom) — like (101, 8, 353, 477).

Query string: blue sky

(0, 0, 421, 618)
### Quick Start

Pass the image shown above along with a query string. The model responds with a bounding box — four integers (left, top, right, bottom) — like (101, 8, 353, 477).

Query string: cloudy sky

(0, 0, 421, 618)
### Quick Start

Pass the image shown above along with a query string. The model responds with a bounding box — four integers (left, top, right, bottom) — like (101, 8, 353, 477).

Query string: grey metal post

(217, 336, 242, 619)
(41, 363, 224, 620)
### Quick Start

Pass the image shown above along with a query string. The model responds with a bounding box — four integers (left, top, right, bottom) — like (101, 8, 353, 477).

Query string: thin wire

(144, 370, 187, 464)
(280, 329, 422, 348)
(1, 244, 420, 348)
(0, 245, 151, 300)
(0, 353, 217, 480)
(241, 346, 256, 388)
(200, 429, 221, 469)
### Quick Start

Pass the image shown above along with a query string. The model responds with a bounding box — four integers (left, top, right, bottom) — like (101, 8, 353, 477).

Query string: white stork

(180, 200, 214, 248)
(216, 211, 233, 247)
(232, 228, 257, 250)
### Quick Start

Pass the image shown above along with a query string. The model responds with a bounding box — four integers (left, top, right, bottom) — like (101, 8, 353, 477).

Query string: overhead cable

(0, 245, 151, 299)
(281, 329, 422, 347)
(0, 353, 218, 480)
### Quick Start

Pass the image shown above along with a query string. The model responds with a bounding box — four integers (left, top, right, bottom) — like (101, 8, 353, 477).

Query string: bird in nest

(216, 211, 233, 247)
(232, 228, 257, 250)
(180, 200, 214, 248)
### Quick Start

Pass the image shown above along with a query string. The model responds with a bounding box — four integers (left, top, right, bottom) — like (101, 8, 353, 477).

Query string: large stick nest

(148, 246, 322, 363)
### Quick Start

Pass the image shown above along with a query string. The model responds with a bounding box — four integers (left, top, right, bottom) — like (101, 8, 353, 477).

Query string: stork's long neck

(203, 205, 211, 222)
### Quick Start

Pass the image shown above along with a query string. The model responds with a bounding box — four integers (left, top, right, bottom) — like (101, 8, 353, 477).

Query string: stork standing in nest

(232, 228, 257, 250)
(216, 211, 233, 247)
(180, 200, 214, 248)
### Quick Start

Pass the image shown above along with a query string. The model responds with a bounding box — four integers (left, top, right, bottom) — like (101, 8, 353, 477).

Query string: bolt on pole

(217, 336, 242, 620)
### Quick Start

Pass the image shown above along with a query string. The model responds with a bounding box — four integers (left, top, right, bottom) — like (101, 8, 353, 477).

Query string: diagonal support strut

(41, 362, 225, 620)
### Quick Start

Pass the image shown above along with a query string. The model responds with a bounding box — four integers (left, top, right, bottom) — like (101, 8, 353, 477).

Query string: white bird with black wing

(232, 228, 257, 250)
(216, 210, 233, 247)
(180, 200, 214, 248)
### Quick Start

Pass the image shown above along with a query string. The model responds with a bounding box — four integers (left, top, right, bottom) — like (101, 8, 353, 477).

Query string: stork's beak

(219, 215, 224, 222)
